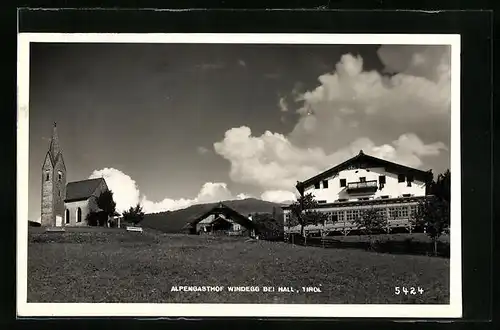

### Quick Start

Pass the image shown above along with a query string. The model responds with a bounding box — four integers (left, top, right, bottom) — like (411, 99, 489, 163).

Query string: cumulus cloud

(278, 96, 288, 112)
(88, 168, 248, 214)
(197, 146, 210, 155)
(214, 127, 446, 191)
(288, 46, 451, 152)
(213, 45, 451, 192)
(89, 168, 140, 213)
(260, 190, 297, 204)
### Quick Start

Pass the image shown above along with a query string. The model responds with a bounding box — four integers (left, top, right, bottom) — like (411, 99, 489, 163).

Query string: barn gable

(189, 202, 257, 230)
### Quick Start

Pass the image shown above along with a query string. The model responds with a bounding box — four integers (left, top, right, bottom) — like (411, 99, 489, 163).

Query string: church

(40, 123, 110, 227)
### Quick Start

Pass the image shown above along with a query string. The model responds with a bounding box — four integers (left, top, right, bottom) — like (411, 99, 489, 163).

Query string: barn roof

(296, 150, 433, 194)
(189, 202, 257, 230)
(65, 178, 106, 202)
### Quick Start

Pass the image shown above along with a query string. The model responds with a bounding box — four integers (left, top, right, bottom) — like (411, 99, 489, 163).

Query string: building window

(389, 206, 409, 219)
(337, 198, 348, 202)
(314, 182, 320, 189)
(359, 177, 366, 182)
(381, 195, 390, 199)
(398, 174, 405, 183)
(65, 209, 70, 224)
(340, 179, 346, 187)
(345, 210, 360, 222)
(317, 200, 327, 204)
(45, 172, 50, 181)
(402, 193, 412, 197)
(77, 207, 82, 223)
(358, 197, 369, 201)
(406, 174, 414, 187)
(336, 211, 345, 222)
(379, 175, 386, 184)
(58, 171, 62, 181)
(322, 180, 329, 189)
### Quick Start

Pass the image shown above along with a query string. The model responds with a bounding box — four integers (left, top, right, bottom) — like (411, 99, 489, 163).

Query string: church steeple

(41, 122, 66, 227)
(49, 122, 61, 160)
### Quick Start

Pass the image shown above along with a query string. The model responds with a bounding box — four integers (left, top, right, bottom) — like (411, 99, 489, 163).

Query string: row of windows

(65, 208, 82, 224)
(285, 205, 418, 223)
(313, 174, 415, 189)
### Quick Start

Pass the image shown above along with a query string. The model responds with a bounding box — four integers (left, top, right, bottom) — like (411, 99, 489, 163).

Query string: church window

(322, 180, 329, 188)
(58, 171, 62, 181)
(359, 177, 366, 182)
(379, 175, 386, 184)
(77, 208, 82, 223)
(398, 174, 406, 183)
(340, 179, 346, 187)
(314, 182, 320, 189)
(45, 172, 50, 181)
(65, 209, 70, 224)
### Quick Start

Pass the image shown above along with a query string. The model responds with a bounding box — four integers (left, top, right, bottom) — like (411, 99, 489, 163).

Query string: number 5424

(395, 286, 424, 295)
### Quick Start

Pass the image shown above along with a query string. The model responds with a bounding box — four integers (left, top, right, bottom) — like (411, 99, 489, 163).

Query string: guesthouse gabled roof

(296, 150, 433, 194)
(189, 202, 257, 230)
(65, 178, 107, 203)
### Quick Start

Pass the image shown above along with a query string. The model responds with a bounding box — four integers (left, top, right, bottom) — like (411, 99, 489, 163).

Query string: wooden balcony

(346, 180, 378, 193)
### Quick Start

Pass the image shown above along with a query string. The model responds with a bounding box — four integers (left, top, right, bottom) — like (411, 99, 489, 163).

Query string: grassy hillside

(141, 198, 285, 233)
(28, 230, 449, 304)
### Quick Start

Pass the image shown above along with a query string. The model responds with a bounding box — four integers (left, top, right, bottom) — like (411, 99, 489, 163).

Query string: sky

(27, 42, 451, 221)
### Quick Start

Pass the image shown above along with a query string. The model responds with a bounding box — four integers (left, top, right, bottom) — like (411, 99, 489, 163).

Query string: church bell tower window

(45, 172, 50, 181)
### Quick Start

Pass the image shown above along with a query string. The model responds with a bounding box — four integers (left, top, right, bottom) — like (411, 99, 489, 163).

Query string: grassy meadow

(27, 228, 450, 304)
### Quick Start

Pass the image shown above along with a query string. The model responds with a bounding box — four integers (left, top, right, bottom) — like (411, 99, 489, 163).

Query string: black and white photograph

(17, 33, 461, 318)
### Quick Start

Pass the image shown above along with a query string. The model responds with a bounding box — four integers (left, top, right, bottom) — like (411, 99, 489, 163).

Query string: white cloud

(214, 127, 445, 191)
(89, 168, 249, 214)
(89, 168, 140, 213)
(214, 46, 450, 192)
(278, 96, 288, 112)
(260, 190, 297, 204)
(196, 146, 210, 155)
(288, 46, 451, 153)
(236, 193, 253, 200)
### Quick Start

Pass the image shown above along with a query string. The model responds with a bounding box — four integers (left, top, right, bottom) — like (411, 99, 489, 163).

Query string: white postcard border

(17, 33, 462, 318)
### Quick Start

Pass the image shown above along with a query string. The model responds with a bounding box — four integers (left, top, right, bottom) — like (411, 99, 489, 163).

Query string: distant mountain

(141, 198, 287, 233)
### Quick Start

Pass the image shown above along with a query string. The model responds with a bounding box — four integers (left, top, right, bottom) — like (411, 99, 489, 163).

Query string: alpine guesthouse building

(282, 150, 433, 237)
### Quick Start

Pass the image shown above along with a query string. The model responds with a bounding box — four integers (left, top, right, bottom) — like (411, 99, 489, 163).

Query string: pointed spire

(359, 149, 364, 155)
(49, 122, 61, 159)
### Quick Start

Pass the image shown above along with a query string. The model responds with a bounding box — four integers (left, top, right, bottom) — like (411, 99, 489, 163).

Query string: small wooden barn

(184, 202, 258, 237)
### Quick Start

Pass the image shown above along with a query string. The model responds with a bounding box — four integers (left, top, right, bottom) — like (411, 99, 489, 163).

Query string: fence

(285, 233, 450, 257)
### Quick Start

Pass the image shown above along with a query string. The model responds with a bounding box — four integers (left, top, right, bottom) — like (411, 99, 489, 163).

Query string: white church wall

(64, 199, 90, 227)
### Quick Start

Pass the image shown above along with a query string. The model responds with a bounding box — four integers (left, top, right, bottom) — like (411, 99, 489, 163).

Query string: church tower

(41, 123, 67, 227)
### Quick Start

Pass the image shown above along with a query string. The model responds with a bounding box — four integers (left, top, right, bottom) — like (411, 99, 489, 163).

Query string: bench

(45, 227, 66, 233)
(126, 226, 143, 233)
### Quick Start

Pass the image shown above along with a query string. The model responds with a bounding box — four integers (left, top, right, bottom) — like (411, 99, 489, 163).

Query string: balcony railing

(346, 180, 378, 192)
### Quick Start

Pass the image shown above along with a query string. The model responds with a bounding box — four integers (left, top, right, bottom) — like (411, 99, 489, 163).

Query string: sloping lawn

(27, 229, 449, 304)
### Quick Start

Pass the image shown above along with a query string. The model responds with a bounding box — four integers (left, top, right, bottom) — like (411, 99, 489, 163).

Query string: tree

(354, 207, 388, 251)
(253, 213, 284, 241)
(431, 169, 450, 203)
(96, 190, 119, 226)
(288, 193, 329, 245)
(411, 170, 451, 256)
(122, 203, 145, 226)
(85, 212, 100, 226)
